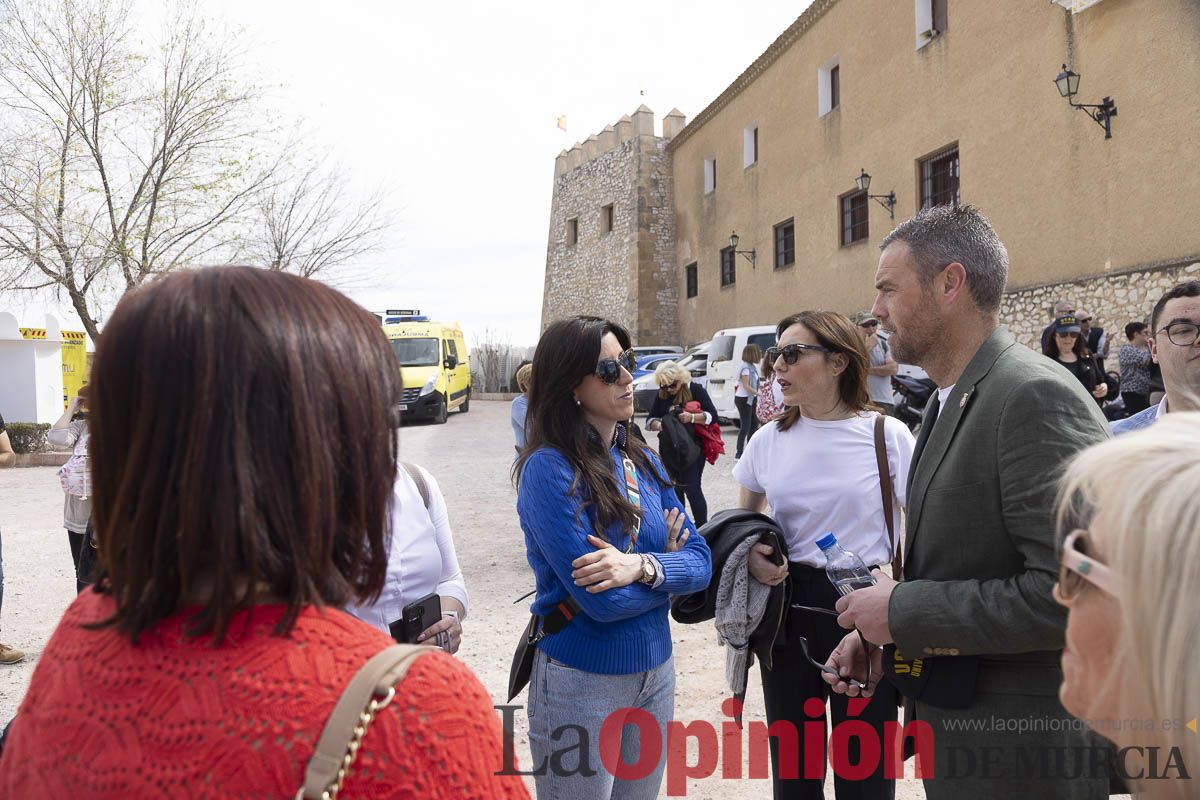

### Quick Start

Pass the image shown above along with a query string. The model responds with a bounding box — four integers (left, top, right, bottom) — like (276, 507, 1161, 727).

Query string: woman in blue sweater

(515, 315, 712, 800)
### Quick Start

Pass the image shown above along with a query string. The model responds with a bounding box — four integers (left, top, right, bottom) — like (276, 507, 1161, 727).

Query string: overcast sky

(8, 0, 814, 347)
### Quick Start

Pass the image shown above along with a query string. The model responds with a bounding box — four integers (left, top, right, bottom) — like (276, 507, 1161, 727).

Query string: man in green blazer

(827, 205, 1110, 799)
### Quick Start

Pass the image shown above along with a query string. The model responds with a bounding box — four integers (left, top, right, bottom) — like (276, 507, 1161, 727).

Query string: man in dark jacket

(832, 206, 1109, 799)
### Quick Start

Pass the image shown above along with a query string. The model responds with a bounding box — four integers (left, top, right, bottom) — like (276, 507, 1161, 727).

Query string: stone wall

(634, 138, 678, 345)
(1000, 260, 1200, 352)
(540, 106, 682, 345)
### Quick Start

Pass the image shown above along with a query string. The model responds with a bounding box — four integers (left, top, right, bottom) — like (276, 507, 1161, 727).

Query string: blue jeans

(529, 648, 675, 800)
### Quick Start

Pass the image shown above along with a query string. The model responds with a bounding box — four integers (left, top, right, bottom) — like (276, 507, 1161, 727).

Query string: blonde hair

(654, 361, 693, 405)
(1056, 412, 1200, 799)
(515, 363, 533, 394)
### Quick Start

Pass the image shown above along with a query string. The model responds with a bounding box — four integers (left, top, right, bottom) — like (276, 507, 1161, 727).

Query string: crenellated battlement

(554, 106, 687, 177)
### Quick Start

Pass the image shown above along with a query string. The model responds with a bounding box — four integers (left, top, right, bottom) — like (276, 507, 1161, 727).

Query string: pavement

(0, 400, 936, 798)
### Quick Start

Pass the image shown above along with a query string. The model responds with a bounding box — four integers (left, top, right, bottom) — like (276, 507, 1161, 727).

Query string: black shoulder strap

(400, 462, 431, 510)
(538, 596, 583, 637)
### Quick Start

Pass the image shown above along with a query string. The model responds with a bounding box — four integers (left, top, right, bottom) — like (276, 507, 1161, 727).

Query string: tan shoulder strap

(299, 643, 434, 800)
(401, 462, 431, 510)
(873, 414, 902, 581)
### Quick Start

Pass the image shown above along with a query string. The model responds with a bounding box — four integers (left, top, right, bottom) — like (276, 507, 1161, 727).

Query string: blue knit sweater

(517, 443, 712, 675)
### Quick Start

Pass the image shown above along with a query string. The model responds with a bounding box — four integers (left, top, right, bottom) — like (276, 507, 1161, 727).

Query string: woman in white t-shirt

(346, 461, 469, 653)
(732, 310, 914, 800)
(734, 344, 761, 459)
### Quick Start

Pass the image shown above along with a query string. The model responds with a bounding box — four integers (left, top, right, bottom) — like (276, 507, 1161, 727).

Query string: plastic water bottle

(816, 532, 877, 597)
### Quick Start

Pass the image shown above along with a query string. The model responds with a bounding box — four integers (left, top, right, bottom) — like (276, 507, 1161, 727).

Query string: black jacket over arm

(647, 382, 719, 428)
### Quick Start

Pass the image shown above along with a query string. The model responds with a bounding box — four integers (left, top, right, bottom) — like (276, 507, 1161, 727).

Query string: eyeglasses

(765, 343, 831, 365)
(1158, 321, 1200, 348)
(595, 349, 637, 384)
(1057, 529, 1117, 601)
(791, 604, 873, 691)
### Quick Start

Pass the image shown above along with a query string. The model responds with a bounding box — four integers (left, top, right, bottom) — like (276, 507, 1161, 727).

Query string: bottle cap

(815, 532, 837, 550)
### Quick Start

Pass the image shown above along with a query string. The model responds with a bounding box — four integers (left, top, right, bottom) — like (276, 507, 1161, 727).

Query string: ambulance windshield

(391, 337, 440, 367)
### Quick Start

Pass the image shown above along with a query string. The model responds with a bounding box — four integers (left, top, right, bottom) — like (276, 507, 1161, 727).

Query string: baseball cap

(852, 311, 878, 326)
(1076, 309, 1093, 322)
(1054, 314, 1082, 334)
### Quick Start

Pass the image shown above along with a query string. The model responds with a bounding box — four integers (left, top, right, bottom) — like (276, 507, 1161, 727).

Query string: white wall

(0, 312, 65, 423)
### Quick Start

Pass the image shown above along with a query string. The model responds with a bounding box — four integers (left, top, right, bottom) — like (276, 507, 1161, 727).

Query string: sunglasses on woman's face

(1058, 529, 1117, 601)
(765, 343, 831, 365)
(595, 349, 637, 384)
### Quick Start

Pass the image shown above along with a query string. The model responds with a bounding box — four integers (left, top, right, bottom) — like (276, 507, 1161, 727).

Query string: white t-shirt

(735, 361, 758, 398)
(733, 413, 916, 568)
(346, 463, 469, 632)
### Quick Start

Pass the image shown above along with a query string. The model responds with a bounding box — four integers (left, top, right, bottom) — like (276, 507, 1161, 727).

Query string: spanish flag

(556, 115, 567, 132)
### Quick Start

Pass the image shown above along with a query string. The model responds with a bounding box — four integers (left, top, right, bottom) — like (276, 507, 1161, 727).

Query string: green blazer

(889, 328, 1110, 695)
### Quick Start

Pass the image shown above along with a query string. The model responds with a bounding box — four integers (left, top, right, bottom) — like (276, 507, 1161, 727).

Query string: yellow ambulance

(382, 311, 471, 424)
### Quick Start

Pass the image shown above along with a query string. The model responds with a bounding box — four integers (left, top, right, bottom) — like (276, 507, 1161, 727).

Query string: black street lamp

(854, 169, 896, 219)
(1055, 64, 1117, 139)
(729, 231, 756, 268)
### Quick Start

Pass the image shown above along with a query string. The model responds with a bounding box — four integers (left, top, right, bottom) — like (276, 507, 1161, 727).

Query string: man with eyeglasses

(1112, 280, 1200, 435)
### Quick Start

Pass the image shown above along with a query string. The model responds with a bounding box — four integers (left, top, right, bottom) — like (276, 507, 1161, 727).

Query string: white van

(706, 325, 777, 424)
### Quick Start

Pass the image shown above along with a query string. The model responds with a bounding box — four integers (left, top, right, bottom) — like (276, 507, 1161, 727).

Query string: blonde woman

(646, 361, 719, 525)
(1053, 411, 1200, 800)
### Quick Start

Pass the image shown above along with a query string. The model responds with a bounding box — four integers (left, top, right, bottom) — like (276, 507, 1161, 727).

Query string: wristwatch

(639, 554, 658, 585)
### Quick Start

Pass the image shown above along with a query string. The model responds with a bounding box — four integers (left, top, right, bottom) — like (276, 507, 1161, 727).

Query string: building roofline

(667, 0, 840, 153)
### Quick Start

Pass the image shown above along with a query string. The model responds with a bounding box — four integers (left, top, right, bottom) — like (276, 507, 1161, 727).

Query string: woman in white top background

(47, 387, 96, 593)
(734, 343, 762, 458)
(347, 460, 468, 653)
(733, 310, 914, 800)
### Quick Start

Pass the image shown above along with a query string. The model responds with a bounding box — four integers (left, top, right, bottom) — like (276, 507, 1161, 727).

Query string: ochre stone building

(542, 0, 1200, 349)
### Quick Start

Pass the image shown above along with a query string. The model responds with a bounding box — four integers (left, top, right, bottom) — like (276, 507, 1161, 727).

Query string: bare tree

(246, 156, 390, 281)
(0, 0, 273, 340)
(470, 328, 513, 394)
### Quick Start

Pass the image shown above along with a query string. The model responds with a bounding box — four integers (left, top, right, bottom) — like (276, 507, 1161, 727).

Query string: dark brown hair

(514, 315, 671, 537)
(89, 267, 401, 643)
(1045, 329, 1091, 360)
(774, 310, 873, 432)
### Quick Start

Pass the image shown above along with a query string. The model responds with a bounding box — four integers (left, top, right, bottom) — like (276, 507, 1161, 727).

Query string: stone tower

(540, 105, 686, 345)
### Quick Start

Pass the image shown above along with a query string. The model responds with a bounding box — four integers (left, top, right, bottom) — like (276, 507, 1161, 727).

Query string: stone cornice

(667, 0, 841, 152)
(1005, 255, 1200, 296)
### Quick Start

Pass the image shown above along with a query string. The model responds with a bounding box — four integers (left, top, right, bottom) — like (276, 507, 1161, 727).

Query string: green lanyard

(620, 456, 642, 553)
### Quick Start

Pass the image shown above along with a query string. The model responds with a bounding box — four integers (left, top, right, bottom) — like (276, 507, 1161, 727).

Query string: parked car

(632, 342, 710, 414)
(632, 353, 677, 381)
(631, 345, 684, 358)
(705, 326, 777, 425)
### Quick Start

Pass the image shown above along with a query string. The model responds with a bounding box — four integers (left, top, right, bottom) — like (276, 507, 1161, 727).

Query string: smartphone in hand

(389, 593, 441, 644)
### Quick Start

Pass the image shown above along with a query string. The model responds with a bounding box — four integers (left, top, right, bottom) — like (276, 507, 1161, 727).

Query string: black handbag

(507, 597, 581, 701)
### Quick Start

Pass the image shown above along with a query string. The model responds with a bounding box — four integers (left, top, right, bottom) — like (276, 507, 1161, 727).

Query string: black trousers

(1121, 391, 1150, 416)
(735, 395, 759, 457)
(759, 563, 897, 800)
(68, 523, 98, 594)
(673, 456, 707, 526)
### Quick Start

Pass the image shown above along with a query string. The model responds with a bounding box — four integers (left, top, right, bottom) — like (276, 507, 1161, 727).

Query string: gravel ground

(0, 400, 932, 798)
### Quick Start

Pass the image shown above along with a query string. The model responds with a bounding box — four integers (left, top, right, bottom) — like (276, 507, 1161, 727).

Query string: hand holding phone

(389, 593, 441, 644)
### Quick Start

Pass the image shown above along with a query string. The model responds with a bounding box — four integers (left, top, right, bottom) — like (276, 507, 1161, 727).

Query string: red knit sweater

(0, 591, 528, 799)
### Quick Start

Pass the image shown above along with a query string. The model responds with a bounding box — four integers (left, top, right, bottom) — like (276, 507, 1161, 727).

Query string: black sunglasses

(595, 349, 637, 384)
(765, 343, 832, 365)
(792, 604, 872, 691)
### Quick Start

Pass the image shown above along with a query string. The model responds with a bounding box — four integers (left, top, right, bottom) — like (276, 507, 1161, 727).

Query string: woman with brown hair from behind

(0, 267, 527, 800)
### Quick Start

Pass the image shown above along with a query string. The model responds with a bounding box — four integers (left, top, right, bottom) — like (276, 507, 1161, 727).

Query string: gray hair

(880, 205, 1009, 314)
